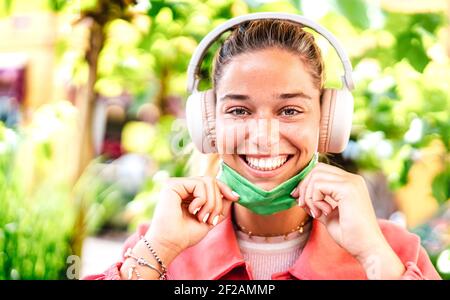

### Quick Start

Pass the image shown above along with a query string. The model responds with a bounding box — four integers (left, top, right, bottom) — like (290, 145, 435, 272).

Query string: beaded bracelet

(140, 235, 168, 279)
(124, 248, 164, 279)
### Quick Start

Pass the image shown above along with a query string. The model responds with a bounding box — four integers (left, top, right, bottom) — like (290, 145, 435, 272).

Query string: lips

(240, 154, 293, 171)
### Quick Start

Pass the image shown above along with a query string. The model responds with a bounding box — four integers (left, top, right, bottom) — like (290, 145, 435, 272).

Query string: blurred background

(0, 0, 448, 280)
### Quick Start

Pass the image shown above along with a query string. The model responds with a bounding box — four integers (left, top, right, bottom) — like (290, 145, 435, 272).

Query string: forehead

(216, 48, 318, 97)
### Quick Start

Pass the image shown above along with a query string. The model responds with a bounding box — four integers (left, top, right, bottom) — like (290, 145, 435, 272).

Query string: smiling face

(215, 48, 322, 191)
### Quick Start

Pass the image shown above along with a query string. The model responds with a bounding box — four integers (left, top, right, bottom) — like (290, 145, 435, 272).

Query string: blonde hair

(213, 19, 325, 90)
(188, 19, 326, 177)
(187, 149, 221, 177)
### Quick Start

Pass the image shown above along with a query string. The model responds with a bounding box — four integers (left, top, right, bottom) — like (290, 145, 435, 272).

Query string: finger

(216, 180, 240, 201)
(305, 176, 343, 218)
(197, 177, 217, 224)
(303, 169, 343, 197)
(298, 162, 345, 202)
(312, 180, 346, 204)
(296, 158, 324, 204)
(302, 170, 343, 208)
(298, 166, 316, 207)
(290, 185, 300, 198)
(308, 178, 346, 218)
(216, 179, 240, 218)
(304, 192, 319, 219)
(312, 200, 333, 217)
(303, 171, 320, 217)
(188, 197, 205, 216)
(221, 198, 235, 218)
(324, 195, 339, 210)
(310, 180, 334, 218)
(173, 179, 211, 221)
(170, 178, 207, 204)
(302, 206, 314, 219)
(183, 178, 209, 223)
(209, 180, 223, 226)
(167, 179, 208, 218)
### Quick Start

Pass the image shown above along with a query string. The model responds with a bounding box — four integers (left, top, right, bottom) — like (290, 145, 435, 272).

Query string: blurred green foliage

(0, 116, 75, 279)
(0, 101, 123, 279)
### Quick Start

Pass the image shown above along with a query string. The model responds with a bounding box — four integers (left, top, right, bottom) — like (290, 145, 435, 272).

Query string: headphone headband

(186, 12, 355, 93)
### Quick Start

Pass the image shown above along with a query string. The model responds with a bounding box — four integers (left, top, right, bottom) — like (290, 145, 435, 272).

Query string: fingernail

(231, 191, 240, 198)
(193, 207, 200, 215)
(203, 213, 210, 223)
(311, 211, 316, 218)
(290, 187, 298, 196)
(212, 215, 219, 226)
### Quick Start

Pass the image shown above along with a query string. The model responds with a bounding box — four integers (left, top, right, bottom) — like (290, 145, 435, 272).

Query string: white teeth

(245, 155, 289, 171)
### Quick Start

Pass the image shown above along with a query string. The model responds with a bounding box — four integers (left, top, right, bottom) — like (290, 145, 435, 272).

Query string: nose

(246, 118, 280, 155)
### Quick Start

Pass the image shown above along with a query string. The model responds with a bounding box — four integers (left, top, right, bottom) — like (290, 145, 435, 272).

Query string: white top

(235, 221, 312, 280)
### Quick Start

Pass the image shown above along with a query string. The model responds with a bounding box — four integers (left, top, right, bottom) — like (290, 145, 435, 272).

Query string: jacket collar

(167, 216, 247, 280)
(168, 214, 367, 280)
(287, 218, 367, 279)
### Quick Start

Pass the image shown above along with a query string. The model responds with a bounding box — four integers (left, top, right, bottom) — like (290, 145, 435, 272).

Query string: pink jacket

(84, 216, 441, 280)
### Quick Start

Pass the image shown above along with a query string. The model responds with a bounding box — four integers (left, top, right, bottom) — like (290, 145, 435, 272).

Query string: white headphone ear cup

(329, 88, 353, 153)
(319, 88, 354, 153)
(202, 89, 217, 153)
(185, 89, 217, 153)
(318, 89, 334, 153)
(186, 92, 204, 152)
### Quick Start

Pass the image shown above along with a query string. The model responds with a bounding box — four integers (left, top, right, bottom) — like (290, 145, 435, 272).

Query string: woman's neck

(232, 203, 310, 236)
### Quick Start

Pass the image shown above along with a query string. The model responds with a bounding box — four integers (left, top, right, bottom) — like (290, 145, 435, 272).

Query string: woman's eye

(280, 107, 303, 116)
(227, 108, 250, 116)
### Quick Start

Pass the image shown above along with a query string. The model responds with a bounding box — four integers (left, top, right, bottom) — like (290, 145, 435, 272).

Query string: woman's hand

(144, 176, 240, 265)
(291, 163, 405, 279)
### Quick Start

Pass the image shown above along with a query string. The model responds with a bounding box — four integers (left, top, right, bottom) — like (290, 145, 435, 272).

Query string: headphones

(185, 12, 355, 154)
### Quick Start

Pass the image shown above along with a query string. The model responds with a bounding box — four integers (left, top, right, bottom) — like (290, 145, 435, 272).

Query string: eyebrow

(219, 91, 312, 101)
(279, 92, 312, 100)
(219, 94, 250, 101)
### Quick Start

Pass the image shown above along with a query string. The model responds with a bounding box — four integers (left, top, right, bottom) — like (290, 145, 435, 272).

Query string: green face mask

(217, 153, 318, 215)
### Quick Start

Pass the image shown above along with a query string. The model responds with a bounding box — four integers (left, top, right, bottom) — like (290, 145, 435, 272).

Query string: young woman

(85, 16, 441, 280)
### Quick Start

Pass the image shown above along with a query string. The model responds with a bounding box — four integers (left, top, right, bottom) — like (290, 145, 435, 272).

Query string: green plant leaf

(411, 13, 444, 34)
(432, 168, 450, 205)
(288, 0, 302, 12)
(395, 31, 430, 73)
(1, 0, 13, 17)
(147, 0, 165, 18)
(332, 0, 370, 29)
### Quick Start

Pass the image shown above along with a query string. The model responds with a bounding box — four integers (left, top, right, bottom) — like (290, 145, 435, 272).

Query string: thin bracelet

(124, 248, 163, 278)
(140, 235, 168, 278)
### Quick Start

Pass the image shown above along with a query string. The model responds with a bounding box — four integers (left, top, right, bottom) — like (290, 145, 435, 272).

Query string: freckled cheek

(281, 123, 319, 152)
